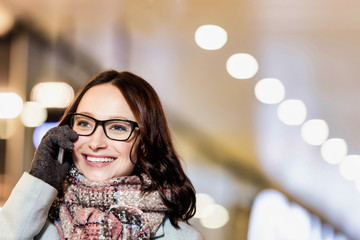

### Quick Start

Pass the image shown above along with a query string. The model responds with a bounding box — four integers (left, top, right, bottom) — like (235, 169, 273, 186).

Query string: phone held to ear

(58, 148, 64, 164)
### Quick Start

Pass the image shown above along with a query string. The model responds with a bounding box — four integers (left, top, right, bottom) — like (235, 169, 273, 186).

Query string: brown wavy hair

(59, 70, 196, 227)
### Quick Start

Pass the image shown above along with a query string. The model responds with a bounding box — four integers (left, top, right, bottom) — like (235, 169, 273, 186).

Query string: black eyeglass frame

(70, 113, 139, 141)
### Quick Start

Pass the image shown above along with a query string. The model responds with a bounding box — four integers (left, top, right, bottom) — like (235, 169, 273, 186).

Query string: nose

(88, 125, 107, 151)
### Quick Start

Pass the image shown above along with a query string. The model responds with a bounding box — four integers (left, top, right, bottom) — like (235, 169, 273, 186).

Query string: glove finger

(58, 125, 78, 141)
(48, 125, 78, 141)
(57, 138, 75, 151)
(41, 125, 78, 151)
(56, 125, 78, 150)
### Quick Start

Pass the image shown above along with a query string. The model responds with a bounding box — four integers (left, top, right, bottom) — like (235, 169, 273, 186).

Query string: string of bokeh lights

(194, 24, 360, 191)
(193, 23, 360, 233)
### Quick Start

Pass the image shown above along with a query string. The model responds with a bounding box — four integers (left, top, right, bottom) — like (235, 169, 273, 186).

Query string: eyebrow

(76, 112, 132, 121)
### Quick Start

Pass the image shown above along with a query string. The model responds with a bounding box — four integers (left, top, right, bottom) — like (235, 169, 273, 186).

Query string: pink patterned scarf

(49, 167, 168, 239)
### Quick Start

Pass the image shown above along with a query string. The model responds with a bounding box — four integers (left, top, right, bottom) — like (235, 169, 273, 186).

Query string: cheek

(113, 141, 138, 166)
(116, 141, 134, 157)
(72, 138, 85, 160)
(73, 138, 83, 151)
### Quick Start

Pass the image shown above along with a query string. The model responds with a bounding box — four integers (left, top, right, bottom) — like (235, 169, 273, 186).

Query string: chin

(84, 171, 112, 182)
(86, 175, 107, 182)
(74, 164, 106, 182)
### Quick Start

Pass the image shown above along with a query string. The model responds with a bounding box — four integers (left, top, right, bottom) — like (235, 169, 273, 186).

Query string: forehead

(76, 83, 135, 120)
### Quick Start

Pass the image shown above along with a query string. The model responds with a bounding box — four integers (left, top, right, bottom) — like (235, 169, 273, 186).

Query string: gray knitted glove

(29, 125, 78, 191)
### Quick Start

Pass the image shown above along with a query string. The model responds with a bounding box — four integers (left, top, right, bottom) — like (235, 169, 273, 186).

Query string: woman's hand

(29, 125, 78, 191)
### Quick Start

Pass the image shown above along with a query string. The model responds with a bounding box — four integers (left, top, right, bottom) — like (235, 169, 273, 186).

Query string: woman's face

(72, 83, 138, 181)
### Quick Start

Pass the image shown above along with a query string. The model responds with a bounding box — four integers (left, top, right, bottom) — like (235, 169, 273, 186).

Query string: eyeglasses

(70, 113, 139, 141)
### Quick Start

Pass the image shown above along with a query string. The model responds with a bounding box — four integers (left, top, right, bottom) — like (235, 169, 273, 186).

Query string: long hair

(59, 70, 196, 227)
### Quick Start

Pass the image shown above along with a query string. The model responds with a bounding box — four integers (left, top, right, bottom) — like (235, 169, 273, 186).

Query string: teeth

(87, 156, 115, 163)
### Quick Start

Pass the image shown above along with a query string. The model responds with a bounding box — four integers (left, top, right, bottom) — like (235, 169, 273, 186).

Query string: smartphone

(57, 148, 65, 164)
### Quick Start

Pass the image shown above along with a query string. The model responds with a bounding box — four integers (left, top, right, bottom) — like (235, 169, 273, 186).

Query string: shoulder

(153, 217, 204, 240)
(0, 173, 58, 240)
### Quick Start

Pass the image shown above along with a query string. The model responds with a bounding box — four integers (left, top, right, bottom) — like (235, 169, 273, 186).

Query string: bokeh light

(354, 178, 360, 192)
(195, 25, 227, 50)
(321, 138, 347, 164)
(301, 119, 329, 145)
(0, 4, 14, 36)
(31, 82, 74, 108)
(339, 155, 360, 181)
(277, 99, 307, 126)
(274, 205, 311, 240)
(20, 101, 47, 127)
(249, 189, 348, 240)
(0, 92, 23, 119)
(254, 78, 285, 104)
(226, 53, 258, 79)
(199, 204, 230, 229)
(194, 193, 215, 219)
(33, 122, 58, 148)
(249, 189, 315, 240)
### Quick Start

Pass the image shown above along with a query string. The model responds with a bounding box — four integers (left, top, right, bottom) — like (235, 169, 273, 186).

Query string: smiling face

(72, 83, 138, 181)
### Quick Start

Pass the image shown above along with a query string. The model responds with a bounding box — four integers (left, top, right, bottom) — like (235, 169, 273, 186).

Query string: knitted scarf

(49, 166, 169, 240)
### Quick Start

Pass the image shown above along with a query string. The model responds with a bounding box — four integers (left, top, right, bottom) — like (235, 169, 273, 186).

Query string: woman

(0, 70, 202, 239)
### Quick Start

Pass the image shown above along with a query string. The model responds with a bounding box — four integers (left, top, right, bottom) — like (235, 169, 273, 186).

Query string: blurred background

(0, 0, 360, 239)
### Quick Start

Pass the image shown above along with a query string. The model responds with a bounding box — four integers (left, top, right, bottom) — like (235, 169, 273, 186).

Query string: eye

(107, 121, 131, 133)
(110, 124, 129, 132)
(77, 120, 91, 128)
(73, 116, 94, 129)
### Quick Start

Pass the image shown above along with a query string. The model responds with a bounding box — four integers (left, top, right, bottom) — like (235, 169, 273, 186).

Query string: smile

(86, 156, 115, 163)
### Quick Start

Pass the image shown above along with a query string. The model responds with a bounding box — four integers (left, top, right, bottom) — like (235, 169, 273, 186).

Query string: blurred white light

(20, 102, 47, 127)
(301, 119, 329, 145)
(0, 93, 23, 119)
(354, 178, 360, 192)
(33, 122, 58, 148)
(275, 204, 311, 240)
(249, 189, 314, 240)
(226, 53, 258, 79)
(199, 204, 229, 229)
(195, 25, 227, 50)
(249, 189, 344, 240)
(0, 4, 14, 36)
(194, 193, 215, 218)
(277, 99, 307, 125)
(322, 224, 335, 240)
(309, 216, 322, 240)
(31, 82, 74, 108)
(254, 78, 285, 104)
(321, 138, 347, 164)
(339, 155, 360, 181)
(248, 190, 288, 240)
